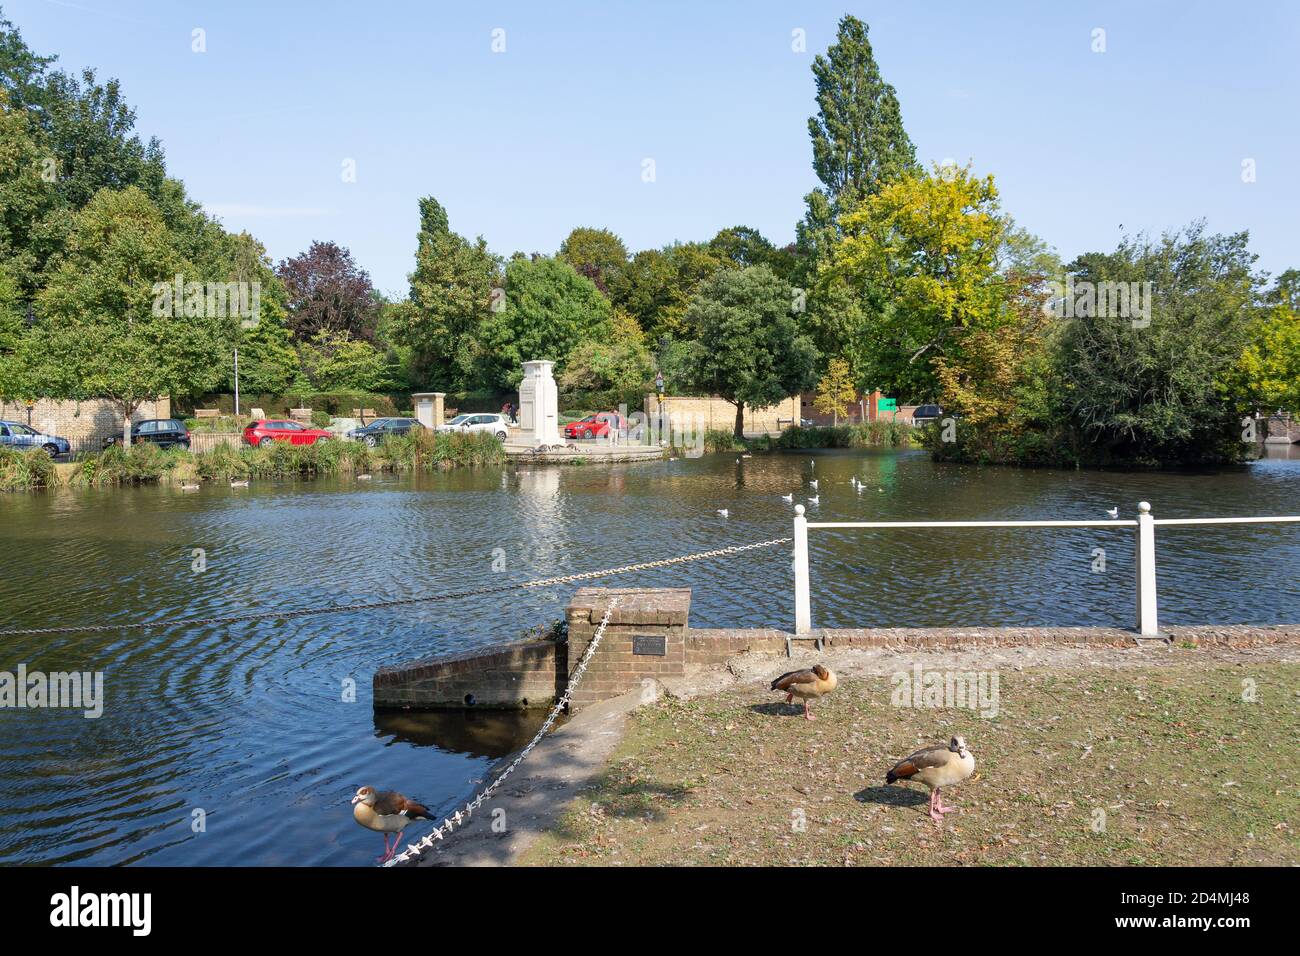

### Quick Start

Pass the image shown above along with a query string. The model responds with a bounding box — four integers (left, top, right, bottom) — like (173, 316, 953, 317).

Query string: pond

(1, 447, 1297, 865)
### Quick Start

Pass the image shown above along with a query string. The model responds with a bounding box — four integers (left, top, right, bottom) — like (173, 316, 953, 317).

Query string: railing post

(1135, 501, 1159, 636)
(794, 504, 811, 635)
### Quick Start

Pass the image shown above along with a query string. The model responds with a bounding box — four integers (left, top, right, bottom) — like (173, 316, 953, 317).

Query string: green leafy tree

(798, 15, 916, 268)
(393, 195, 498, 389)
(557, 226, 627, 295)
(21, 186, 229, 441)
(610, 241, 729, 344)
(676, 265, 818, 437)
(297, 329, 395, 392)
(471, 257, 612, 389)
(558, 309, 654, 410)
(1058, 223, 1260, 465)
(825, 164, 1008, 401)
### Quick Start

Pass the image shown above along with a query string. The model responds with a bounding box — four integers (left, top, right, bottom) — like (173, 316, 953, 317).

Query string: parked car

(347, 417, 422, 446)
(436, 413, 512, 441)
(103, 418, 191, 450)
(0, 420, 70, 457)
(911, 404, 944, 427)
(243, 419, 334, 448)
(563, 412, 627, 440)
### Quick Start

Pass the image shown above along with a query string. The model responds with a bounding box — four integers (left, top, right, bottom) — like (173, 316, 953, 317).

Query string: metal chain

(0, 537, 791, 637)
(382, 597, 620, 867)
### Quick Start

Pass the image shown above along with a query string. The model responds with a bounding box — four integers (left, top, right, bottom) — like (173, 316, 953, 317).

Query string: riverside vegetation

(0, 430, 504, 491)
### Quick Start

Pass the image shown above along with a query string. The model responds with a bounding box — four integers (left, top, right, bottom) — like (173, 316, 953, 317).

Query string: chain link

(382, 597, 620, 867)
(0, 537, 791, 637)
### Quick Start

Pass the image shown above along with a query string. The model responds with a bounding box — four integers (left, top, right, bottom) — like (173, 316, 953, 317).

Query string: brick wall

(565, 587, 691, 709)
(373, 638, 564, 710)
(371, 589, 1300, 714)
(0, 397, 172, 445)
(643, 395, 800, 435)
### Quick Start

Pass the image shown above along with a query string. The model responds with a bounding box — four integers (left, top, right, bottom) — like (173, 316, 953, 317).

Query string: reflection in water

(0, 450, 1296, 866)
(372, 707, 553, 759)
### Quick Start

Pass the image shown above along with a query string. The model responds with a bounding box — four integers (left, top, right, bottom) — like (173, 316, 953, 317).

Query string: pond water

(1, 447, 1297, 865)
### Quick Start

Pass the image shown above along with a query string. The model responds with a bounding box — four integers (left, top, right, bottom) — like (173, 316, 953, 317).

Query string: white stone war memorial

(517, 360, 563, 447)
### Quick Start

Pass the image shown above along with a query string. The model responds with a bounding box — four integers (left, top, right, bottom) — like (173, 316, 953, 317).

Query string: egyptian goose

(770, 664, 837, 720)
(885, 736, 976, 824)
(352, 785, 435, 862)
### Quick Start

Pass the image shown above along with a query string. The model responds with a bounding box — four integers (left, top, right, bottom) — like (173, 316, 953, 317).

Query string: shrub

(71, 444, 180, 486)
(0, 447, 59, 492)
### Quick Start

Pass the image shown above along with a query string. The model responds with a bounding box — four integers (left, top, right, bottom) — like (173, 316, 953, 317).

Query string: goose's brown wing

(771, 669, 816, 692)
(886, 745, 950, 783)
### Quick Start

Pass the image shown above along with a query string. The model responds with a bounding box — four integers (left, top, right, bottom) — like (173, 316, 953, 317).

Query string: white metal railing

(792, 501, 1300, 637)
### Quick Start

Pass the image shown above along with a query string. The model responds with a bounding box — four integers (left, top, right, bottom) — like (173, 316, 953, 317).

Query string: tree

(557, 227, 627, 295)
(610, 242, 729, 344)
(21, 186, 229, 442)
(1231, 269, 1300, 422)
(277, 240, 380, 343)
(297, 329, 395, 392)
(676, 265, 818, 437)
(825, 165, 1009, 401)
(813, 356, 856, 424)
(1057, 224, 1259, 465)
(799, 15, 916, 267)
(391, 195, 498, 390)
(558, 309, 654, 410)
(471, 257, 611, 390)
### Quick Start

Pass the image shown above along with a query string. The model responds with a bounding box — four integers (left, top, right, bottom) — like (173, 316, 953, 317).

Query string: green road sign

(878, 398, 897, 411)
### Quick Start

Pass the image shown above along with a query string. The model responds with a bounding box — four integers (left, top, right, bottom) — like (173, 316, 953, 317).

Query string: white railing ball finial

(794, 504, 805, 516)
(1138, 501, 1151, 514)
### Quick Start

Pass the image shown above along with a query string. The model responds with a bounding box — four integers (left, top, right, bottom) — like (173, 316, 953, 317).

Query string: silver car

(436, 413, 512, 441)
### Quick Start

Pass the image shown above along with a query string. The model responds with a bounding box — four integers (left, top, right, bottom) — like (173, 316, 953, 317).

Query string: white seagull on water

(781, 493, 794, 502)
(809, 479, 819, 489)
(807, 495, 820, 505)
(1106, 507, 1119, 519)
(717, 508, 729, 518)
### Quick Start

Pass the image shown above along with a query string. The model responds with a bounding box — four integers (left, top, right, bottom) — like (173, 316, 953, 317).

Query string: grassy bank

(0, 446, 60, 492)
(522, 660, 1299, 866)
(699, 422, 914, 455)
(3, 430, 506, 490)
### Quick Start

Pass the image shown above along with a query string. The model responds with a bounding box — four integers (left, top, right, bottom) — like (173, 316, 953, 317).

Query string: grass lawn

(521, 661, 1299, 866)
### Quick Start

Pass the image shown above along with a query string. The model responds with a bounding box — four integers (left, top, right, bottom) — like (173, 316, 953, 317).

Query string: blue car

(0, 420, 71, 457)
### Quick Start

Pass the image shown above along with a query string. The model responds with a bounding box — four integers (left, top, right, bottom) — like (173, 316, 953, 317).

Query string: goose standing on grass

(352, 786, 435, 863)
(885, 736, 976, 825)
(770, 664, 837, 720)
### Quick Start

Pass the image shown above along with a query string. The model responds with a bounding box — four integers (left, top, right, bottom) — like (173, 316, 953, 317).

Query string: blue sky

(8, 0, 1298, 295)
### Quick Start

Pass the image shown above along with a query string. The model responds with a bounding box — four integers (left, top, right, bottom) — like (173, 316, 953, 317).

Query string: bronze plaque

(632, 634, 666, 656)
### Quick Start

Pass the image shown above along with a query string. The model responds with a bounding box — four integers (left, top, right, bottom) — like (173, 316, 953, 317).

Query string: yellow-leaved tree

(813, 356, 857, 424)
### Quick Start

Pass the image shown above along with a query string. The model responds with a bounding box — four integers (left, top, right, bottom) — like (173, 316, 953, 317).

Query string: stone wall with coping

(564, 587, 691, 709)
(0, 397, 172, 444)
(643, 395, 800, 435)
(373, 638, 565, 710)
(371, 588, 1300, 713)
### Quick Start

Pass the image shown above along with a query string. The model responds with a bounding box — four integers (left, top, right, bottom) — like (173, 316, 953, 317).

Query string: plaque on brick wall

(632, 634, 666, 656)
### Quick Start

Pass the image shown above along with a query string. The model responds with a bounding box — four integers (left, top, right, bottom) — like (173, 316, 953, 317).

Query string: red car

(243, 419, 334, 448)
(563, 412, 627, 440)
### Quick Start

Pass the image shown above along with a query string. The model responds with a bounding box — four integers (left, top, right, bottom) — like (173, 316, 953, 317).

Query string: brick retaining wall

(0, 396, 171, 445)
(373, 638, 564, 710)
(372, 588, 1300, 712)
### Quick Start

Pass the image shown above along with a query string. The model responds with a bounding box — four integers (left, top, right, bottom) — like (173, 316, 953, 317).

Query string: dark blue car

(0, 420, 71, 457)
